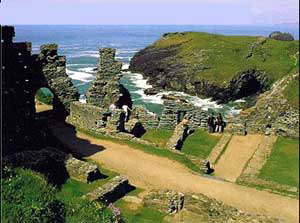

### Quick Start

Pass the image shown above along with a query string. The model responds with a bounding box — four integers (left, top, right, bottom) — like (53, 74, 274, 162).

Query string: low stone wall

(158, 98, 209, 130)
(3, 147, 102, 184)
(83, 176, 130, 203)
(64, 155, 102, 183)
(66, 102, 107, 132)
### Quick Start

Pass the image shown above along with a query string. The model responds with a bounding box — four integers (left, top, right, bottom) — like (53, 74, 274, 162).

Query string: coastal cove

(14, 25, 299, 116)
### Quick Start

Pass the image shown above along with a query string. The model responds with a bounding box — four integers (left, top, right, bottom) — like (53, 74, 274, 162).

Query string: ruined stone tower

(86, 48, 132, 109)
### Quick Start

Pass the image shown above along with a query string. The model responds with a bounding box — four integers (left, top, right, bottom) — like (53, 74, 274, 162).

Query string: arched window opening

(35, 87, 54, 113)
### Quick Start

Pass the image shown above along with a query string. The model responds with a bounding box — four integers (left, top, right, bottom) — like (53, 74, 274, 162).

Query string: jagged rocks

(269, 31, 295, 41)
(86, 48, 132, 109)
(227, 73, 299, 137)
(213, 69, 270, 103)
(83, 176, 130, 203)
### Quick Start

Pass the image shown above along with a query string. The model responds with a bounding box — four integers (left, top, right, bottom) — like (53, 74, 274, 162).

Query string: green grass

(56, 166, 118, 223)
(181, 129, 220, 159)
(77, 128, 203, 174)
(115, 199, 166, 223)
(1, 167, 64, 223)
(141, 129, 173, 148)
(283, 75, 299, 109)
(153, 32, 299, 86)
(36, 88, 53, 105)
(259, 137, 299, 188)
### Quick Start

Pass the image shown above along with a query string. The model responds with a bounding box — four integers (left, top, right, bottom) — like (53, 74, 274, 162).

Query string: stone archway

(32, 44, 79, 119)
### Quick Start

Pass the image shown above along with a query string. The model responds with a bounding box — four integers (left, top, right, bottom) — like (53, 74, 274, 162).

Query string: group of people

(207, 112, 226, 133)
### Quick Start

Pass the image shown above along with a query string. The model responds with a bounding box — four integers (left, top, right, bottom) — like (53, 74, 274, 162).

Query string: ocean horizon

(13, 24, 299, 116)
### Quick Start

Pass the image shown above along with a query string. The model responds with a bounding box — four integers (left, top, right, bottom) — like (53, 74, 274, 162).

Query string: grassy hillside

(151, 32, 299, 85)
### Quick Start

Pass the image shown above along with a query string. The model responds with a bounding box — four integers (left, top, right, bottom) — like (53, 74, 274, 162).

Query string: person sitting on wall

(207, 113, 215, 133)
(122, 104, 131, 122)
(215, 113, 223, 133)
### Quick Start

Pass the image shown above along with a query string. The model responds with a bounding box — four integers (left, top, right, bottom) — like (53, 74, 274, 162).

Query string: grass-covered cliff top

(150, 32, 299, 85)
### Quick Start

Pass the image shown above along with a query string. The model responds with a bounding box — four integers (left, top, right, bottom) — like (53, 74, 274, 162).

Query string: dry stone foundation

(144, 190, 280, 223)
(83, 176, 130, 203)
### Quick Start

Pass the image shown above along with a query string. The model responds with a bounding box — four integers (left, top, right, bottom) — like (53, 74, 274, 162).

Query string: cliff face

(130, 32, 299, 103)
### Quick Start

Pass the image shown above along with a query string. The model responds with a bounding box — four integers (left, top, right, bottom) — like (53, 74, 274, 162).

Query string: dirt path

(214, 135, 264, 182)
(50, 123, 299, 223)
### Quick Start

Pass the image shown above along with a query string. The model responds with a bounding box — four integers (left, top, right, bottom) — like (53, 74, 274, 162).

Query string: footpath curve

(50, 123, 299, 223)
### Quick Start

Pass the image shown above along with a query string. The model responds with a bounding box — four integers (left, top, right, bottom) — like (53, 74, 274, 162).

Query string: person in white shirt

(122, 104, 131, 121)
(109, 103, 116, 112)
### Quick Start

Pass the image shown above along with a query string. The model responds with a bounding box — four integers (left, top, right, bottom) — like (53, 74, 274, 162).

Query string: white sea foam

(122, 71, 241, 115)
(79, 95, 87, 103)
(122, 63, 130, 70)
(66, 68, 95, 82)
(78, 67, 97, 73)
(234, 99, 246, 103)
(67, 64, 95, 67)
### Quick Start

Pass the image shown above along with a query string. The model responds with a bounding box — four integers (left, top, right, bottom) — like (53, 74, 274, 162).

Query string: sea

(14, 25, 299, 116)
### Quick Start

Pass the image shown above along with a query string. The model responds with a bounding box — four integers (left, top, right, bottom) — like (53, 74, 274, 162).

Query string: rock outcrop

(227, 73, 299, 137)
(269, 31, 295, 41)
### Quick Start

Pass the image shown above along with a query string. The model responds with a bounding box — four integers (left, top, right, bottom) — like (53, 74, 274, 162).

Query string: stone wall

(2, 26, 79, 155)
(131, 105, 160, 129)
(66, 102, 107, 132)
(158, 96, 209, 130)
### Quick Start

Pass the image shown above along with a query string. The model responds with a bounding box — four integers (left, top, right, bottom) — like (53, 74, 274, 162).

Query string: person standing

(122, 104, 131, 122)
(215, 113, 223, 133)
(207, 113, 215, 133)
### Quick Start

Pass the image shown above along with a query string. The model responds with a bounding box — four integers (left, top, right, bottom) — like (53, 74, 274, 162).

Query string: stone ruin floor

(120, 190, 281, 223)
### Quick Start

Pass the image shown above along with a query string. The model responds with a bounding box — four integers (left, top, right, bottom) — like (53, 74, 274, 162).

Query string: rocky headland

(130, 32, 299, 104)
